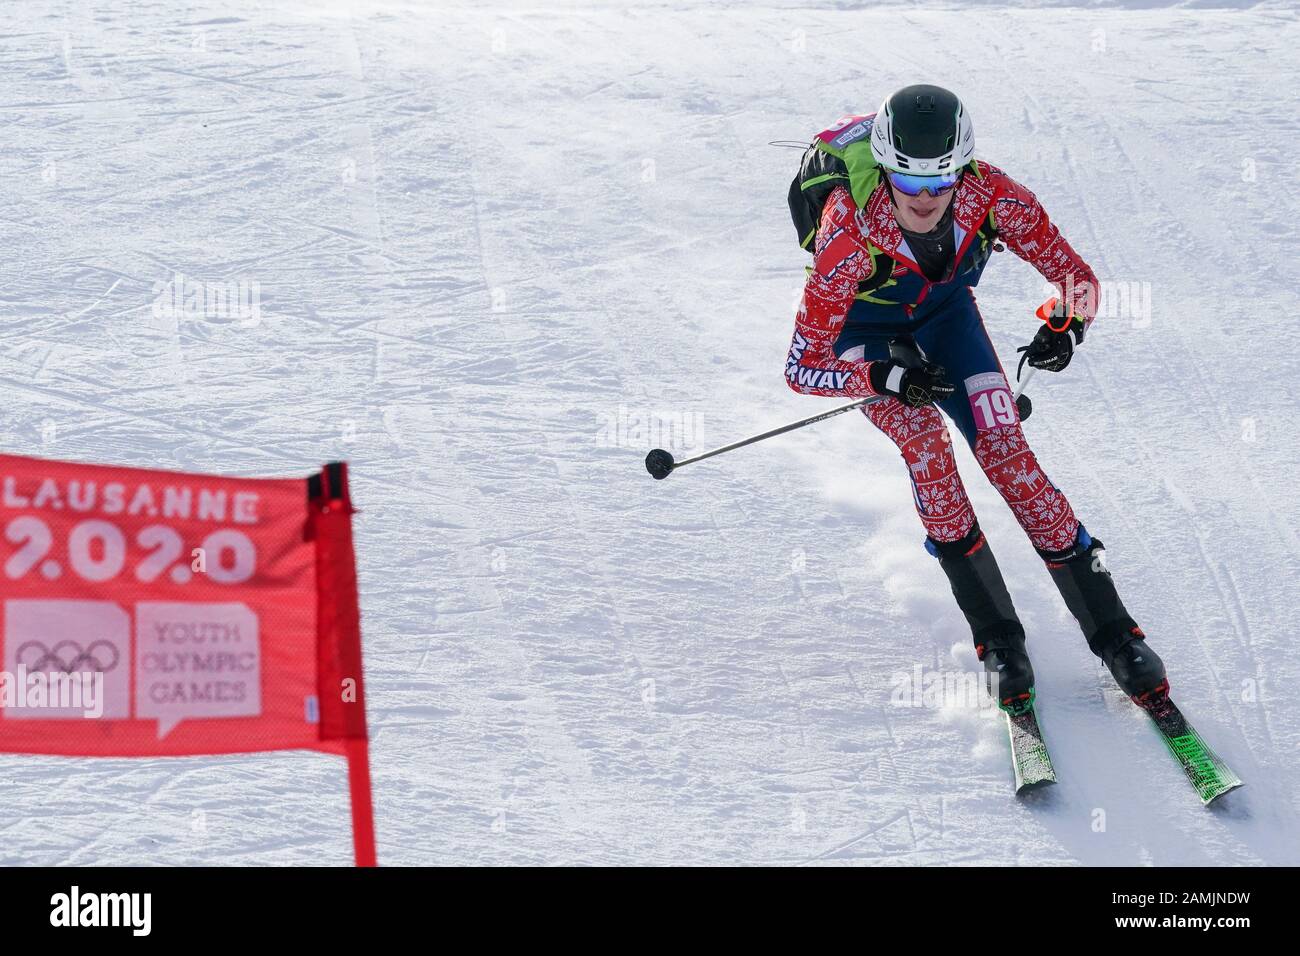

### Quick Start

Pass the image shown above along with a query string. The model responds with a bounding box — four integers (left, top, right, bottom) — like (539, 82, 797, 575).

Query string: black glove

(1017, 305, 1085, 377)
(869, 359, 955, 408)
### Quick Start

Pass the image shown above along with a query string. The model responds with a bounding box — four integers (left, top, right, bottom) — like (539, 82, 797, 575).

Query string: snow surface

(1, 0, 1298, 865)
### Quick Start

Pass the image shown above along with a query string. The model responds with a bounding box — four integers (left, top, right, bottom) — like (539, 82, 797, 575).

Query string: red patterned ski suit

(786, 161, 1099, 554)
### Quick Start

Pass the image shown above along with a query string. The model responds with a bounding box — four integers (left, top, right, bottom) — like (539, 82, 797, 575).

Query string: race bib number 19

(966, 372, 1018, 429)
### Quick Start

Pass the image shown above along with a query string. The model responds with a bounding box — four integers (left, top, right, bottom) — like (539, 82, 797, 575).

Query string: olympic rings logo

(15, 640, 121, 674)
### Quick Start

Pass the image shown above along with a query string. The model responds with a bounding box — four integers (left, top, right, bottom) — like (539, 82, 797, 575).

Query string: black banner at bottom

(0, 865, 1284, 943)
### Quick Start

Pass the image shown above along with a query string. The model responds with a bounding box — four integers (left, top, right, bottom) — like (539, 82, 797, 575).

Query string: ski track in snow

(0, 0, 1296, 865)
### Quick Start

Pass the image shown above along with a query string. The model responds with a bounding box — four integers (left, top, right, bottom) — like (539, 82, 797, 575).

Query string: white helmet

(870, 84, 974, 175)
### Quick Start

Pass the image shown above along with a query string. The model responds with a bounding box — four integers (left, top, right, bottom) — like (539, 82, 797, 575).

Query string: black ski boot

(1040, 526, 1167, 699)
(976, 629, 1036, 714)
(929, 523, 1034, 714)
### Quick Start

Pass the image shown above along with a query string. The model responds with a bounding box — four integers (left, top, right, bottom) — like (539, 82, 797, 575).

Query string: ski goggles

(885, 170, 961, 197)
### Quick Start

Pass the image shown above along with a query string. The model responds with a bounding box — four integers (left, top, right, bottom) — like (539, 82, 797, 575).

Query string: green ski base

(1005, 704, 1057, 793)
(1139, 692, 1243, 805)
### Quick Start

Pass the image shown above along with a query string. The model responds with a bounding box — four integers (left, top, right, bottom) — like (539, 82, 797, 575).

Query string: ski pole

(1012, 367, 1035, 421)
(1013, 294, 1081, 422)
(644, 397, 871, 480)
(646, 328, 1047, 480)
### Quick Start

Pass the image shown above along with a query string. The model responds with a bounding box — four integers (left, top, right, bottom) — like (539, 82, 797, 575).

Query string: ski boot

(929, 523, 1034, 714)
(1040, 526, 1167, 700)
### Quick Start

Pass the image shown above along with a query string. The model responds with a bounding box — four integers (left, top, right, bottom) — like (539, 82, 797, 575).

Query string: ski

(1136, 687, 1243, 805)
(1005, 704, 1057, 792)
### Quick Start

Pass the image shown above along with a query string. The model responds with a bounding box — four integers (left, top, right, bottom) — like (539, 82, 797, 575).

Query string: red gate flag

(0, 454, 375, 866)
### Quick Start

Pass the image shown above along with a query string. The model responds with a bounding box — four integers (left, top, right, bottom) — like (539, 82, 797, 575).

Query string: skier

(785, 84, 1166, 714)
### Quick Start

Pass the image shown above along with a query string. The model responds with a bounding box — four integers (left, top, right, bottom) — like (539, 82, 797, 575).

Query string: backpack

(786, 115, 883, 253)
(786, 114, 998, 262)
